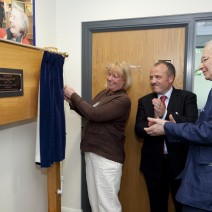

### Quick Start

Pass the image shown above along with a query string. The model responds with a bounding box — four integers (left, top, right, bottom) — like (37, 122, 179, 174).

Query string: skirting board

(61, 207, 82, 212)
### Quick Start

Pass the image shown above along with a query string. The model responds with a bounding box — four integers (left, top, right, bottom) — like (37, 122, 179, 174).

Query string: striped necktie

(160, 95, 167, 108)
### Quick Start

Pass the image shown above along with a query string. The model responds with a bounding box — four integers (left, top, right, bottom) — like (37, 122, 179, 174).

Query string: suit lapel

(149, 93, 158, 117)
(167, 88, 178, 111)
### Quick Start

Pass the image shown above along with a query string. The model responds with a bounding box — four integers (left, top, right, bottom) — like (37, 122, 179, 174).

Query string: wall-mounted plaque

(0, 68, 23, 98)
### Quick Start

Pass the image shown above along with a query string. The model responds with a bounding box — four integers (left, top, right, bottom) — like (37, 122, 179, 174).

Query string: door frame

(81, 12, 212, 211)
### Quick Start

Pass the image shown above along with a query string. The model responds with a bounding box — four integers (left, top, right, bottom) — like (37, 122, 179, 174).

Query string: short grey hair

(154, 61, 176, 78)
(205, 40, 212, 53)
(11, 5, 29, 34)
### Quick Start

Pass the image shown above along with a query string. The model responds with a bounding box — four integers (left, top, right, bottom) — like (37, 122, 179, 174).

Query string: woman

(0, 5, 29, 44)
(64, 61, 132, 212)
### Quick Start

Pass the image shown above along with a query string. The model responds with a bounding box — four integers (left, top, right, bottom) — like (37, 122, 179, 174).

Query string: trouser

(182, 205, 212, 212)
(85, 152, 123, 212)
(144, 156, 183, 212)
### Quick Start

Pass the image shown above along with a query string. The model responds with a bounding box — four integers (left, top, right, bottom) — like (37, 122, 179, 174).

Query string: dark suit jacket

(164, 89, 212, 211)
(135, 87, 198, 179)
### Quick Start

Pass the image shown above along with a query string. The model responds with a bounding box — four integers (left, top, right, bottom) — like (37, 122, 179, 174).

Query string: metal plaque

(0, 68, 23, 98)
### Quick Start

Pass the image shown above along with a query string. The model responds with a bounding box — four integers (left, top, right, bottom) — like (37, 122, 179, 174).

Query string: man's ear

(168, 74, 175, 83)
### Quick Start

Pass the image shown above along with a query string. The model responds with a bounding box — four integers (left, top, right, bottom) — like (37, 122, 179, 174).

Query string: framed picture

(0, 0, 35, 45)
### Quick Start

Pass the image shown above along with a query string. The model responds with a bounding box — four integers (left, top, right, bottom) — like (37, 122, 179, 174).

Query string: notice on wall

(0, 68, 23, 97)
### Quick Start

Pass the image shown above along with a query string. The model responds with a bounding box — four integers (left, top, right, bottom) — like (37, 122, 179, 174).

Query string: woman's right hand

(64, 85, 75, 99)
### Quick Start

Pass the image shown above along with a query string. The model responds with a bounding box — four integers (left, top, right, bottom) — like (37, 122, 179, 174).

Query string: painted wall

(0, 0, 57, 212)
(1, 0, 212, 212)
(56, 1, 212, 211)
(0, 120, 48, 212)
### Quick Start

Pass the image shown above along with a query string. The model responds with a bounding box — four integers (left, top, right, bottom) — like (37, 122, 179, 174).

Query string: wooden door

(92, 27, 185, 212)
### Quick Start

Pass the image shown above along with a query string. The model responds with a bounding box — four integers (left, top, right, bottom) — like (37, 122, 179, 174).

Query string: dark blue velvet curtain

(39, 51, 66, 167)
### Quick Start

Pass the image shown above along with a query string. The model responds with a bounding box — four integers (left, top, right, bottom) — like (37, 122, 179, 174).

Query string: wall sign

(0, 68, 23, 97)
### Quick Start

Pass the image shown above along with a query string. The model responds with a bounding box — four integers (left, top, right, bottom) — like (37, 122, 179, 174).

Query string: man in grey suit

(135, 61, 198, 212)
(144, 40, 212, 212)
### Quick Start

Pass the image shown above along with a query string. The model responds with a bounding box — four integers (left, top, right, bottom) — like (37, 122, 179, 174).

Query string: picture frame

(0, 0, 35, 46)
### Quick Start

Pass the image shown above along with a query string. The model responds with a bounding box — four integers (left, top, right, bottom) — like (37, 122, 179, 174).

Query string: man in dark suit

(135, 61, 198, 212)
(144, 40, 212, 212)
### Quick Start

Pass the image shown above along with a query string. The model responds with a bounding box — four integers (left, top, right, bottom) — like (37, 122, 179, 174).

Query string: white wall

(56, 1, 212, 211)
(0, 120, 48, 212)
(1, 0, 212, 212)
(0, 0, 57, 212)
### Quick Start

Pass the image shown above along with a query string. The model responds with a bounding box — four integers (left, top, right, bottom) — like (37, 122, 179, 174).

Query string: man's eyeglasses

(201, 56, 212, 63)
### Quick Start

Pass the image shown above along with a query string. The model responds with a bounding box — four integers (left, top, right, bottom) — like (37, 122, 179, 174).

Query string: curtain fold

(35, 51, 66, 168)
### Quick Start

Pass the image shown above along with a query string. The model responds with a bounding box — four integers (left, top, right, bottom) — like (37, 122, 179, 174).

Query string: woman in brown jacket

(64, 61, 132, 212)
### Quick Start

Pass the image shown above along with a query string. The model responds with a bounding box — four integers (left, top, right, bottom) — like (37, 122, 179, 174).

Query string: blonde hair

(106, 61, 132, 90)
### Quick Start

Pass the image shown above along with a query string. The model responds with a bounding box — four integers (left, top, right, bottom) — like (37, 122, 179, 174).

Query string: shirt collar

(158, 86, 173, 99)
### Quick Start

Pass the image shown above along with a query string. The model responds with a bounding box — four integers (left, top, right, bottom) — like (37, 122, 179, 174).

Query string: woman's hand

(64, 85, 75, 99)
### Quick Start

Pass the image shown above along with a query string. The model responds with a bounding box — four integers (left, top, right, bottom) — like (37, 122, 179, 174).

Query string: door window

(194, 21, 212, 110)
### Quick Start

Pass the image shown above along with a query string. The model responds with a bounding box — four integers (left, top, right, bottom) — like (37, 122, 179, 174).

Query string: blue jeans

(182, 205, 211, 212)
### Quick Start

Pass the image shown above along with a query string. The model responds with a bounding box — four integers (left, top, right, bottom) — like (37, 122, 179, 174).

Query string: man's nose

(150, 78, 156, 83)
(199, 63, 204, 70)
